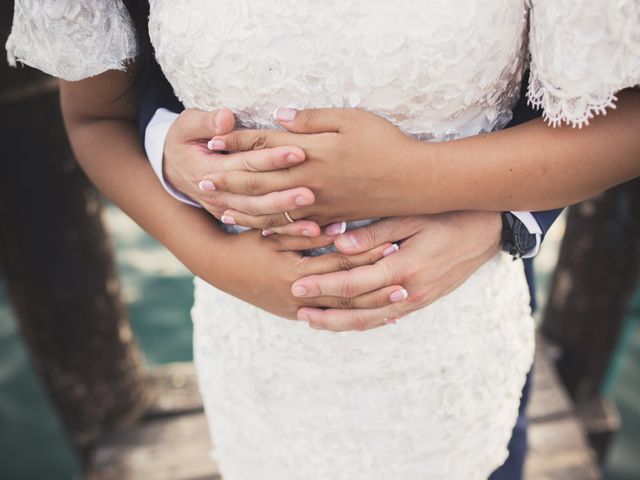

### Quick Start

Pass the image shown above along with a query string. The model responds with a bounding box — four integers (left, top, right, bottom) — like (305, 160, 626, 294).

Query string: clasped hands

(164, 107, 502, 331)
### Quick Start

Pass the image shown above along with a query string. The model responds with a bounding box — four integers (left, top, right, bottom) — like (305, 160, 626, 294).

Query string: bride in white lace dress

(7, 1, 639, 479)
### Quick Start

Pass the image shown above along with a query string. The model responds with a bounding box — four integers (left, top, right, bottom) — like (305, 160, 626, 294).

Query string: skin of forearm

(59, 79, 232, 283)
(411, 89, 640, 213)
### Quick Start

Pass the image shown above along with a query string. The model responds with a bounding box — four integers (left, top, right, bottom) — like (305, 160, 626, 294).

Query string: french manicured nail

(274, 107, 297, 122)
(384, 318, 399, 325)
(383, 243, 400, 257)
(199, 180, 216, 191)
(298, 312, 310, 322)
(262, 229, 274, 236)
(294, 195, 312, 207)
(389, 288, 408, 303)
(325, 222, 347, 236)
(292, 285, 308, 297)
(207, 139, 226, 151)
(221, 214, 236, 225)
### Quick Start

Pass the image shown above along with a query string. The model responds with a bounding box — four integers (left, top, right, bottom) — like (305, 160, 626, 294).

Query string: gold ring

(283, 211, 295, 223)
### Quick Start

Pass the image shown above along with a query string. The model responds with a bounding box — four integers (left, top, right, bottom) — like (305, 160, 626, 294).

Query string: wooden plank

(87, 412, 218, 480)
(145, 363, 202, 418)
(89, 337, 602, 479)
(525, 337, 601, 480)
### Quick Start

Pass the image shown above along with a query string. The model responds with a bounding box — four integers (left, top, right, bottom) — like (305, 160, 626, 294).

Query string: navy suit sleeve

(506, 69, 564, 239)
(138, 62, 185, 145)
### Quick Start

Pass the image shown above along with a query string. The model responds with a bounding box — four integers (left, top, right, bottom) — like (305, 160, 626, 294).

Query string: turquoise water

(0, 205, 638, 479)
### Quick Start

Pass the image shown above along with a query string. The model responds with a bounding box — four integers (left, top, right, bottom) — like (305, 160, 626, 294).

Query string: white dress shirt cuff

(144, 108, 201, 208)
(510, 211, 542, 258)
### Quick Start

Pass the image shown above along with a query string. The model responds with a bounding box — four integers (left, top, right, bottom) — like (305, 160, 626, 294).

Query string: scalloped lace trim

(526, 67, 619, 129)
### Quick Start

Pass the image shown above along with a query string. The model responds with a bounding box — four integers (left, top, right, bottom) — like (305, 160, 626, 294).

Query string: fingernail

(340, 233, 359, 250)
(294, 195, 312, 207)
(302, 229, 314, 237)
(384, 318, 399, 325)
(383, 243, 399, 257)
(298, 312, 310, 322)
(286, 154, 304, 164)
(292, 285, 308, 297)
(325, 222, 347, 236)
(221, 214, 236, 225)
(207, 139, 226, 151)
(309, 321, 324, 330)
(389, 288, 408, 303)
(274, 107, 297, 122)
(199, 180, 216, 191)
(262, 229, 274, 236)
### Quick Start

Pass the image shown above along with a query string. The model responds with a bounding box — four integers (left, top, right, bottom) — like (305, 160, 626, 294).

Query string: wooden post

(542, 179, 640, 460)
(0, 4, 149, 461)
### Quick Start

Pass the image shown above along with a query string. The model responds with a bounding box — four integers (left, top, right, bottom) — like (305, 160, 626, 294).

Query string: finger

(211, 129, 298, 152)
(175, 108, 235, 141)
(216, 187, 314, 216)
(267, 232, 340, 251)
(297, 304, 406, 332)
(206, 146, 306, 172)
(203, 169, 295, 196)
(274, 107, 355, 134)
(267, 220, 345, 237)
(265, 221, 323, 237)
(334, 217, 419, 254)
(309, 285, 404, 310)
(291, 248, 401, 298)
(300, 242, 395, 279)
(220, 209, 320, 234)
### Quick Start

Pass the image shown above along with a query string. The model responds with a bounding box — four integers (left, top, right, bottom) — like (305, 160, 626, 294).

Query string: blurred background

(1, 4, 639, 480)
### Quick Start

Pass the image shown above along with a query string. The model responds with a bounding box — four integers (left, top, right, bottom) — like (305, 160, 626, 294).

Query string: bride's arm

(59, 71, 230, 280)
(199, 89, 640, 230)
(425, 88, 640, 212)
(59, 71, 397, 321)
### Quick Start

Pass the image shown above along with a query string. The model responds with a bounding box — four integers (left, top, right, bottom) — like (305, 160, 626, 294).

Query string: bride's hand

(202, 108, 420, 233)
(163, 108, 322, 236)
(285, 211, 502, 331)
(212, 229, 403, 320)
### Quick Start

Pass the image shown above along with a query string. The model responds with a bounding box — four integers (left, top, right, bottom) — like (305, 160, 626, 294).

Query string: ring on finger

(283, 211, 295, 223)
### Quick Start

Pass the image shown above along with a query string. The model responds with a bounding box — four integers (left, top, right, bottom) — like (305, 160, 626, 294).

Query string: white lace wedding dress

(8, 1, 639, 479)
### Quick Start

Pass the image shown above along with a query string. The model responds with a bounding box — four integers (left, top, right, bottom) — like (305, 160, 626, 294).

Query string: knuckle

(336, 255, 355, 272)
(299, 109, 318, 129)
(337, 296, 353, 309)
(362, 225, 378, 248)
(264, 214, 284, 229)
(250, 133, 269, 150)
(245, 174, 262, 195)
(339, 277, 358, 298)
(349, 314, 370, 332)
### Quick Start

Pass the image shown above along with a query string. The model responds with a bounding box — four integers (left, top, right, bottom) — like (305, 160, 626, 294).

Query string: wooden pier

(86, 337, 602, 480)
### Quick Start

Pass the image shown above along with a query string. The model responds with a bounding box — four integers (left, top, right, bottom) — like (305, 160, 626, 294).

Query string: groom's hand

(163, 108, 321, 236)
(286, 211, 502, 331)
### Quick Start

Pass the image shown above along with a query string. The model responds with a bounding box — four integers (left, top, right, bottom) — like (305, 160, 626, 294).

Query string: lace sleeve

(527, 0, 640, 128)
(5, 0, 137, 81)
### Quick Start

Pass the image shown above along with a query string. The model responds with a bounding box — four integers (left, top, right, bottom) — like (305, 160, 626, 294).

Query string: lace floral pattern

(527, 0, 640, 127)
(150, 0, 529, 141)
(192, 254, 534, 480)
(6, 0, 136, 81)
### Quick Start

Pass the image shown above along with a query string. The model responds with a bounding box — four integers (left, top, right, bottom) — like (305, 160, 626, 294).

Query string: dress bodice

(149, 0, 529, 141)
(7, 1, 640, 129)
